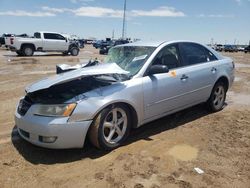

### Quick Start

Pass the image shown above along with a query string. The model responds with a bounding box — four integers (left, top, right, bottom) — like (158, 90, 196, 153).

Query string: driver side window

(152, 45, 180, 69)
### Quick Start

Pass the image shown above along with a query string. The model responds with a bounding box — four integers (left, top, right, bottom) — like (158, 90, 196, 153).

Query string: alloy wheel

(102, 107, 128, 144)
(213, 85, 225, 109)
(24, 47, 33, 56)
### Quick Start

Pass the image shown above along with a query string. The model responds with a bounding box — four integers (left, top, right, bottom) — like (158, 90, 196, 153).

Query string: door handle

(181, 74, 189, 81)
(211, 67, 217, 73)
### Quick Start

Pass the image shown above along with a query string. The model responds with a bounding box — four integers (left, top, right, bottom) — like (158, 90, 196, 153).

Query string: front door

(43, 33, 68, 51)
(143, 44, 188, 120)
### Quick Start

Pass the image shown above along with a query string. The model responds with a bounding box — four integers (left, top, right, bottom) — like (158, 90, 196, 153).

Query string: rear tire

(207, 82, 226, 112)
(89, 104, 131, 150)
(22, 45, 34, 56)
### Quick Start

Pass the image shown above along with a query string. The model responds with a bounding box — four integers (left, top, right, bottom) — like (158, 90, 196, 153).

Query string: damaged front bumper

(15, 110, 92, 149)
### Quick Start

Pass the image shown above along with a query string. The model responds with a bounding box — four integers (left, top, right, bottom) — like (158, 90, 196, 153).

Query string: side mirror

(148, 65, 169, 75)
(65, 38, 68, 43)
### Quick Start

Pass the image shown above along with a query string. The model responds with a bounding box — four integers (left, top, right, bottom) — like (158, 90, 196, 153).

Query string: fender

(68, 43, 79, 51)
(20, 43, 36, 51)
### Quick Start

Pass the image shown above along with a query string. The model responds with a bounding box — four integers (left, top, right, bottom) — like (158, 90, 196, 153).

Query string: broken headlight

(34, 103, 76, 117)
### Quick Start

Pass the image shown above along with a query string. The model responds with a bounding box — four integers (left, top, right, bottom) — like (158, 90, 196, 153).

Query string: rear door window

(44, 33, 65, 40)
(34, 32, 41, 38)
(179, 42, 217, 66)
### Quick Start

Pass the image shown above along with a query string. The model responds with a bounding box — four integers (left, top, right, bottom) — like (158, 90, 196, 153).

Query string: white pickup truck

(9, 31, 80, 56)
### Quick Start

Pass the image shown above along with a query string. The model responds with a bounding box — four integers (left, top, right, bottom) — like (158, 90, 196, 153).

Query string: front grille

(17, 98, 32, 116)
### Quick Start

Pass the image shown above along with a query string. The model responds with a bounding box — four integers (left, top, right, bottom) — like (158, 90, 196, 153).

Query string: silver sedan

(15, 40, 235, 150)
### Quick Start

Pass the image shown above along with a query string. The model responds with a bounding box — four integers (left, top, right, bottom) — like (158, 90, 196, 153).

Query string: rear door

(33, 32, 43, 49)
(177, 42, 219, 104)
(43, 33, 68, 51)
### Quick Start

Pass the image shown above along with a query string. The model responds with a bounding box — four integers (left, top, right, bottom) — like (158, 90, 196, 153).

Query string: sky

(0, 0, 249, 44)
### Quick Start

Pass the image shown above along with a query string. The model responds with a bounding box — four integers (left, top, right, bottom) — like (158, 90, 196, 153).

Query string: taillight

(10, 37, 14, 45)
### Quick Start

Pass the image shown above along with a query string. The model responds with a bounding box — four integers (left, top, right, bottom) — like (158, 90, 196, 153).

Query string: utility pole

(122, 0, 127, 39)
(112, 29, 115, 40)
(210, 38, 214, 45)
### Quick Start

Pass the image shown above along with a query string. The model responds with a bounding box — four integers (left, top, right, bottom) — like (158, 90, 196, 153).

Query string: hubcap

(213, 85, 225, 109)
(25, 48, 32, 56)
(72, 49, 78, 55)
(103, 108, 127, 144)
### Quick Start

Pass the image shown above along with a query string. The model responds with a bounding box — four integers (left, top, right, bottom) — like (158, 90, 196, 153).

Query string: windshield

(104, 46, 156, 76)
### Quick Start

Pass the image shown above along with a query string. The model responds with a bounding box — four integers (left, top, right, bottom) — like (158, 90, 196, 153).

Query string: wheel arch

(68, 43, 79, 50)
(117, 102, 138, 129)
(215, 76, 229, 92)
(90, 101, 139, 129)
(21, 43, 36, 50)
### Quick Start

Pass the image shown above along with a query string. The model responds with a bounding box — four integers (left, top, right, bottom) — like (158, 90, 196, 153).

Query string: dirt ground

(0, 46, 249, 188)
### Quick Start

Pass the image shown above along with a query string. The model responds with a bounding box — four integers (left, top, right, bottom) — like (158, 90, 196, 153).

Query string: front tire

(89, 104, 131, 150)
(70, 47, 79, 56)
(207, 82, 226, 112)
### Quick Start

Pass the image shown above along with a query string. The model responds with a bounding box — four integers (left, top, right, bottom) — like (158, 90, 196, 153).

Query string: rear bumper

(15, 111, 92, 149)
(9, 46, 17, 51)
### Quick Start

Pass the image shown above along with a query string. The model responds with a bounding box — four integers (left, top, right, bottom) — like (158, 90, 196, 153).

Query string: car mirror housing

(148, 65, 169, 75)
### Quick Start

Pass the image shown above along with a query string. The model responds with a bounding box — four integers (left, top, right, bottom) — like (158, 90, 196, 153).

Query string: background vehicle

(0, 35, 5, 47)
(99, 39, 130, 55)
(63, 34, 85, 49)
(15, 40, 234, 150)
(85, 39, 94, 44)
(78, 39, 85, 48)
(224, 45, 238, 52)
(3, 33, 14, 48)
(244, 45, 250, 53)
(94, 39, 114, 49)
(16, 33, 29, 38)
(237, 46, 245, 52)
(215, 44, 224, 52)
(93, 40, 103, 48)
(9, 31, 79, 56)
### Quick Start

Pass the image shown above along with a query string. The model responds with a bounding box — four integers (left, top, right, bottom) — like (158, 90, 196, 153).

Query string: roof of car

(120, 41, 164, 47)
(39, 31, 66, 35)
(120, 40, 199, 47)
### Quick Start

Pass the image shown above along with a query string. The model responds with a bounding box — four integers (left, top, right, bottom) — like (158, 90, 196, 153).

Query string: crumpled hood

(26, 63, 129, 93)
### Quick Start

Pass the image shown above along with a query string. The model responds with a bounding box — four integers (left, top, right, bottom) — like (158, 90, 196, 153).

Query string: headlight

(34, 103, 76, 117)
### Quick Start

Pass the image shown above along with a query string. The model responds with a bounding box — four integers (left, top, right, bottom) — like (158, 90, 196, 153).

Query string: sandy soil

(0, 46, 249, 188)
